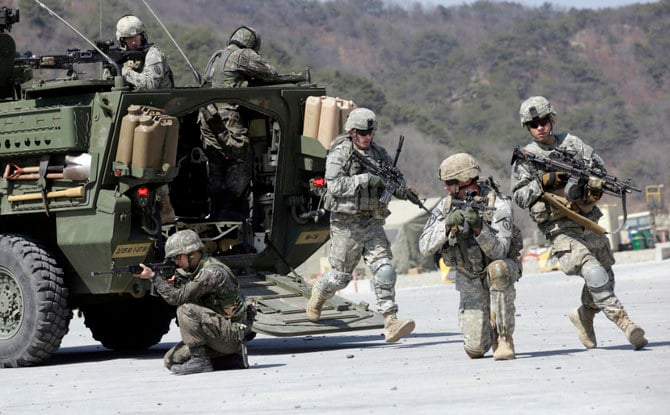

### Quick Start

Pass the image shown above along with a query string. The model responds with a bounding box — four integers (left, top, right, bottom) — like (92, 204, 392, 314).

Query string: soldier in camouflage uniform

(198, 26, 304, 220)
(511, 96, 647, 351)
(136, 230, 251, 375)
(116, 15, 175, 223)
(419, 153, 522, 360)
(306, 108, 415, 343)
(115, 15, 174, 90)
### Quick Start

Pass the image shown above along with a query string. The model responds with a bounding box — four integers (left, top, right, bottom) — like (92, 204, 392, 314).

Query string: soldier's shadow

(515, 340, 669, 358)
(247, 330, 459, 355)
(47, 344, 166, 366)
(46, 330, 461, 367)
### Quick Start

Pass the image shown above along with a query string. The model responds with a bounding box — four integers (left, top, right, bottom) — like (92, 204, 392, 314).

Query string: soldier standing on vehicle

(419, 153, 522, 360)
(198, 25, 305, 221)
(135, 230, 252, 375)
(116, 14, 175, 223)
(306, 108, 415, 343)
(511, 96, 647, 351)
(115, 14, 174, 90)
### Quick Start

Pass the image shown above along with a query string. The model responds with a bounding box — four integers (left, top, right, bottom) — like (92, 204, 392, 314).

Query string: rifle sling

(542, 192, 606, 235)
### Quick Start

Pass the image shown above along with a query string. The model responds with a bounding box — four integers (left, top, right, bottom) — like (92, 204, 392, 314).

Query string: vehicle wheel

(81, 295, 174, 351)
(0, 234, 72, 368)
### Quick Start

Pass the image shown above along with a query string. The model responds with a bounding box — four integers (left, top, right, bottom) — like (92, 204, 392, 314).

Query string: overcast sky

(421, 0, 659, 9)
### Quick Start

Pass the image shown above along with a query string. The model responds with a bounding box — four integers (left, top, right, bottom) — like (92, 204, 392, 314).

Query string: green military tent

(385, 197, 442, 274)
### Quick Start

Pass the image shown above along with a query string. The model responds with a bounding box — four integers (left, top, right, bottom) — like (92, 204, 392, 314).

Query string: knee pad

(582, 262, 609, 289)
(583, 262, 613, 302)
(488, 260, 511, 291)
(373, 263, 397, 287)
(319, 269, 352, 295)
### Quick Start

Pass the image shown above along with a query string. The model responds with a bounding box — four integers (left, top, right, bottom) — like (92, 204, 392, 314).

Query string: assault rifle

(349, 136, 435, 217)
(448, 189, 495, 236)
(451, 189, 491, 212)
(91, 260, 176, 278)
(511, 145, 640, 232)
(91, 260, 177, 297)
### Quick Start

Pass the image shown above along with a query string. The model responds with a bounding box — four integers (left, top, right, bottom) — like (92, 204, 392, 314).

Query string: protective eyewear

(444, 179, 459, 186)
(526, 117, 551, 129)
(355, 128, 374, 137)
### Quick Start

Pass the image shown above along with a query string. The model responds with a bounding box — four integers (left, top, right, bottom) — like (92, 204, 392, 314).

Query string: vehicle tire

(0, 234, 72, 368)
(81, 295, 174, 351)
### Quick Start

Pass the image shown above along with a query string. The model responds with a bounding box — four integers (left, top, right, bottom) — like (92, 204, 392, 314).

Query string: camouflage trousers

(315, 213, 398, 314)
(454, 259, 519, 355)
(549, 228, 624, 321)
(199, 105, 253, 204)
(164, 303, 241, 369)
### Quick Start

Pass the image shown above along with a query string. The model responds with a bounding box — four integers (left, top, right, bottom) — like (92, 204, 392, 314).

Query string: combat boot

(306, 284, 327, 322)
(612, 310, 648, 350)
(170, 346, 213, 375)
(159, 185, 176, 223)
(493, 335, 515, 360)
(569, 306, 597, 349)
(383, 313, 415, 343)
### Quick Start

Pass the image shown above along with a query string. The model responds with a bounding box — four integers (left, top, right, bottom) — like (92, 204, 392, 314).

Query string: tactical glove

(584, 177, 605, 203)
(462, 207, 481, 228)
(446, 210, 465, 227)
(367, 174, 384, 189)
(393, 187, 407, 200)
(541, 171, 568, 190)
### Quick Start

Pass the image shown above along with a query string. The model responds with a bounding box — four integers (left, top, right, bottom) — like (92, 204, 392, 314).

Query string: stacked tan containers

(303, 96, 356, 149)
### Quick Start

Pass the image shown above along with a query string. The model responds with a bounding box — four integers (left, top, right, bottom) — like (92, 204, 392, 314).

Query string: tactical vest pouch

(530, 199, 559, 223)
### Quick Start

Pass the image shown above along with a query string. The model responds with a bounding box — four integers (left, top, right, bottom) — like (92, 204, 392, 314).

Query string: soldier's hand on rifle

(367, 174, 384, 189)
(462, 207, 482, 229)
(541, 171, 569, 190)
(446, 210, 465, 227)
(581, 177, 605, 204)
(121, 59, 138, 76)
(393, 187, 407, 200)
(134, 263, 155, 280)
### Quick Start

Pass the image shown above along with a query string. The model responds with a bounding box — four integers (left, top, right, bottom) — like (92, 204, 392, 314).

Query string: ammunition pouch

(529, 199, 551, 223)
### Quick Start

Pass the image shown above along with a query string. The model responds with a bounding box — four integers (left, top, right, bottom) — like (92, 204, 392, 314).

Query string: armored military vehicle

(0, 7, 381, 368)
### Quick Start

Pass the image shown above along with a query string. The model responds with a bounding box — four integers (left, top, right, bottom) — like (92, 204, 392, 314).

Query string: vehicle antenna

(32, 0, 121, 77)
(141, 0, 202, 85)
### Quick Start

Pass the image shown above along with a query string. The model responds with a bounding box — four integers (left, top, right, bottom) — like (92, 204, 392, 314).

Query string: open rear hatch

(236, 270, 384, 336)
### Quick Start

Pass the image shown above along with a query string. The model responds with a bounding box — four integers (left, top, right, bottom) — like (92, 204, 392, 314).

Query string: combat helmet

(344, 108, 377, 132)
(439, 153, 480, 182)
(165, 229, 205, 259)
(116, 15, 146, 44)
(229, 26, 261, 52)
(519, 96, 556, 127)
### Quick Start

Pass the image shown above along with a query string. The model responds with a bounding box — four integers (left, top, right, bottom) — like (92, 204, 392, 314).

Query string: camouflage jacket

(152, 254, 246, 321)
(205, 44, 281, 88)
(511, 132, 605, 235)
(323, 135, 393, 218)
(122, 44, 174, 90)
(419, 181, 521, 278)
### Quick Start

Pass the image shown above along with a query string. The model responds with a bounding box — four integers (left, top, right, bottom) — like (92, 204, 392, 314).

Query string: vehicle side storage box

(0, 105, 90, 157)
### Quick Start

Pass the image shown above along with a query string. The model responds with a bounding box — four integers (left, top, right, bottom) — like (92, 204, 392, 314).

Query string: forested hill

(10, 0, 670, 211)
